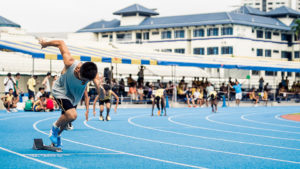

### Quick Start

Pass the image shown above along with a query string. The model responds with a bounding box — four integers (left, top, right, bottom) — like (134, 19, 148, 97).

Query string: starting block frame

(33, 138, 62, 152)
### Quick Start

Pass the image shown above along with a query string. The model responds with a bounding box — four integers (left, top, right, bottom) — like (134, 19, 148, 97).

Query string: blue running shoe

(56, 136, 62, 148)
(49, 125, 59, 145)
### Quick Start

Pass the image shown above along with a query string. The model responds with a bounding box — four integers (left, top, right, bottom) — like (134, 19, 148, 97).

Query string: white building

(296, 0, 300, 10)
(69, 4, 300, 82)
(242, 0, 292, 12)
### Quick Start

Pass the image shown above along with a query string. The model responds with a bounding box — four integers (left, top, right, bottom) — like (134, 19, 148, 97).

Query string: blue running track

(0, 106, 300, 169)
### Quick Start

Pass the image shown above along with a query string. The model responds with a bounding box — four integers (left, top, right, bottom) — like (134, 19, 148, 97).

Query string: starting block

(32, 138, 62, 152)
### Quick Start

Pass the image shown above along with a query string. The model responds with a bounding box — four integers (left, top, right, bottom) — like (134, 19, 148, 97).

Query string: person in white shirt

(42, 72, 51, 95)
(3, 73, 16, 94)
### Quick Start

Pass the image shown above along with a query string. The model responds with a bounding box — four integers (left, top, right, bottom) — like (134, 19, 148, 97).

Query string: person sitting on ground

(33, 94, 46, 112)
(93, 84, 119, 121)
(1, 88, 17, 113)
(24, 95, 34, 111)
(249, 88, 259, 106)
(35, 87, 45, 101)
(44, 94, 55, 112)
(185, 87, 193, 107)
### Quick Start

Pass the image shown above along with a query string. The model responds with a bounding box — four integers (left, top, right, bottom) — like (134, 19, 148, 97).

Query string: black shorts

(4, 103, 12, 108)
(55, 98, 77, 114)
(99, 99, 110, 105)
(13, 91, 18, 97)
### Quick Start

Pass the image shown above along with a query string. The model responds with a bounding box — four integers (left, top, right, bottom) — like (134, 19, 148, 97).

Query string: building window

(193, 29, 204, 37)
(207, 28, 219, 36)
(265, 31, 272, 39)
(175, 30, 185, 38)
(287, 72, 292, 77)
(281, 34, 288, 41)
(273, 50, 279, 53)
(273, 32, 279, 36)
(252, 70, 259, 76)
(295, 51, 300, 58)
(207, 47, 219, 55)
(143, 32, 149, 40)
(257, 49, 263, 56)
(193, 48, 205, 55)
(161, 49, 172, 53)
(257, 30, 263, 38)
(265, 71, 277, 76)
(102, 34, 108, 38)
(116, 33, 132, 41)
(174, 48, 185, 54)
(265, 50, 272, 57)
(281, 51, 290, 58)
(221, 46, 233, 54)
(162, 31, 172, 39)
(152, 31, 159, 35)
(296, 73, 300, 77)
(221, 27, 233, 35)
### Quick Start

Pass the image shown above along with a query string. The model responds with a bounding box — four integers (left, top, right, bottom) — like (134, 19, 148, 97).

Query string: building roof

(78, 19, 120, 32)
(113, 4, 159, 16)
(266, 6, 300, 17)
(0, 16, 20, 28)
(78, 11, 289, 33)
(233, 6, 266, 16)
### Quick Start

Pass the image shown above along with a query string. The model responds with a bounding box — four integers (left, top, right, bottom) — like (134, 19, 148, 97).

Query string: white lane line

(0, 147, 67, 169)
(275, 114, 300, 124)
(206, 114, 300, 135)
(168, 114, 300, 142)
(241, 113, 300, 129)
(0, 114, 48, 121)
(25, 153, 123, 157)
(0, 114, 67, 169)
(85, 117, 300, 164)
(33, 116, 207, 169)
(128, 114, 300, 151)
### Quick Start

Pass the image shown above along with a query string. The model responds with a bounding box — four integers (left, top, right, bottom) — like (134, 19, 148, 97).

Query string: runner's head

(79, 62, 98, 83)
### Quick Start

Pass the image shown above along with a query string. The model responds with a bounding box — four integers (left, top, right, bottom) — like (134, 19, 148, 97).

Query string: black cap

(16, 73, 20, 76)
(7, 73, 11, 77)
(47, 72, 51, 76)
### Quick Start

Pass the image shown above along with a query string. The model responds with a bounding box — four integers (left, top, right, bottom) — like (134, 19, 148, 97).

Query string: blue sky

(1, 0, 242, 32)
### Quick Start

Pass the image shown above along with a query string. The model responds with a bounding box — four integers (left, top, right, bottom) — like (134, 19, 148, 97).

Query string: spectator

(42, 72, 51, 95)
(262, 88, 269, 106)
(1, 88, 17, 112)
(185, 87, 193, 107)
(35, 87, 45, 101)
(129, 84, 138, 100)
(230, 81, 244, 107)
(205, 82, 214, 107)
(285, 76, 289, 91)
(52, 75, 58, 88)
(4, 73, 16, 95)
(192, 87, 201, 107)
(27, 75, 37, 98)
(249, 88, 259, 106)
(44, 94, 55, 112)
(33, 94, 46, 112)
(13, 73, 22, 103)
(137, 86, 144, 102)
(259, 77, 264, 92)
(137, 66, 145, 86)
(24, 95, 34, 111)
(119, 78, 126, 97)
(127, 74, 134, 87)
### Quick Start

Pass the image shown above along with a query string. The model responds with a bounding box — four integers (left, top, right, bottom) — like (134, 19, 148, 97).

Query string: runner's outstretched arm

(39, 40, 74, 68)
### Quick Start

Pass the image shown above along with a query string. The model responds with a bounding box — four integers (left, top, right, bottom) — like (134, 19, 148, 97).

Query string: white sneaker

(6, 110, 11, 113)
(11, 109, 18, 112)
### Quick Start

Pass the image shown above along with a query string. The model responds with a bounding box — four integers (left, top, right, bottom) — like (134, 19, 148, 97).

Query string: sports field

(0, 106, 300, 169)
